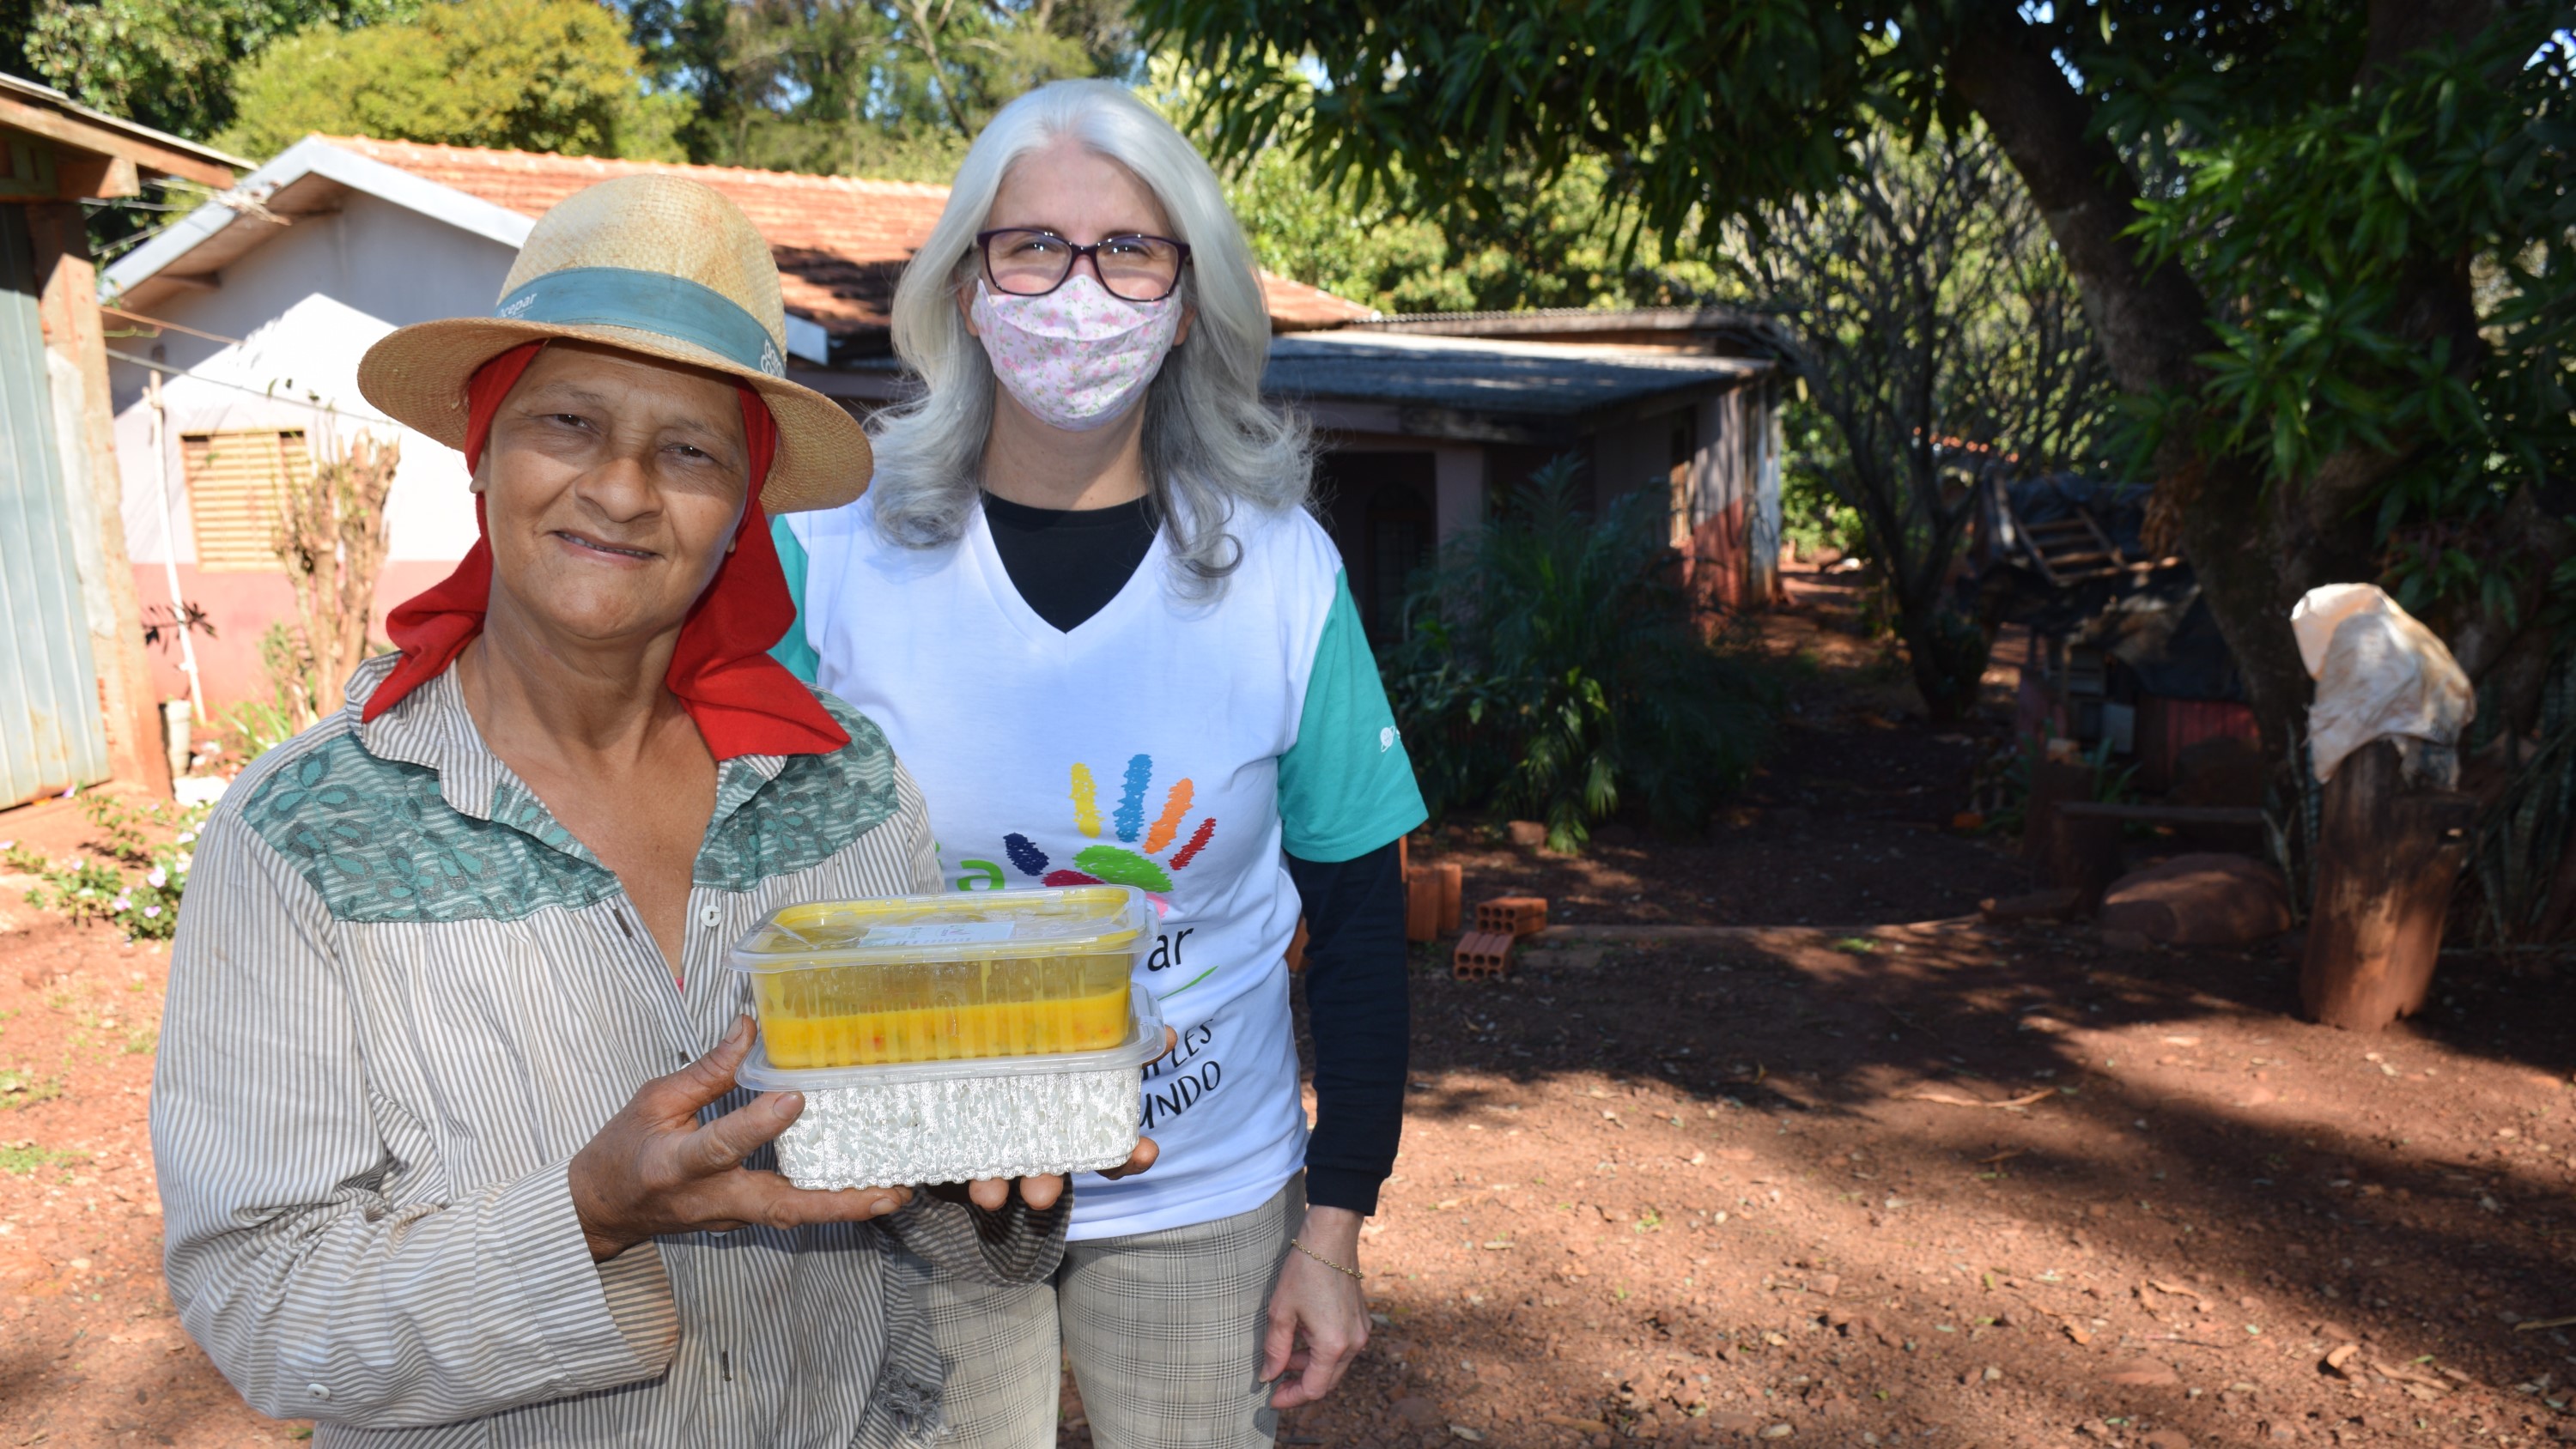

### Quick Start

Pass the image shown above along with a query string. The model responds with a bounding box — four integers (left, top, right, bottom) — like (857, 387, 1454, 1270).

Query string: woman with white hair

(772, 79, 1421, 1446)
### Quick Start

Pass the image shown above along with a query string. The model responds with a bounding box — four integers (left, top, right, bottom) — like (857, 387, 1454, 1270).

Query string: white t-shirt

(776, 496, 1423, 1240)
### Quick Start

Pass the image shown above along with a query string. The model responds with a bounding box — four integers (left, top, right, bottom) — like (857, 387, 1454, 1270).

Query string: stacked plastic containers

(731, 884, 1163, 1190)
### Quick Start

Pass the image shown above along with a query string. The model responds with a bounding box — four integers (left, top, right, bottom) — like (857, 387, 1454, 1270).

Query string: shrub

(2, 797, 207, 942)
(1378, 456, 1777, 852)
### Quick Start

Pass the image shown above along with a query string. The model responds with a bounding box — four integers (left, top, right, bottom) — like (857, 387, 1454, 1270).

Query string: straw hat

(357, 173, 870, 513)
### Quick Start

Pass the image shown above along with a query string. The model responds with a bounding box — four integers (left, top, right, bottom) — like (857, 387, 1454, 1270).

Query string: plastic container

(737, 991, 1163, 1190)
(729, 886, 1151, 1070)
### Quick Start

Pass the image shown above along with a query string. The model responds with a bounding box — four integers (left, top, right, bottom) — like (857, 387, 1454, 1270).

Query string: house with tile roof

(96, 133, 1777, 711)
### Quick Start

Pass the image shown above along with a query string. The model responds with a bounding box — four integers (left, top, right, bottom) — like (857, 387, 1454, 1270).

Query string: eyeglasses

(975, 228, 1193, 303)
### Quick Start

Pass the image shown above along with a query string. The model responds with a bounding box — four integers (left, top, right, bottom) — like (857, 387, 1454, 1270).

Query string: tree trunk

(1894, 601, 1979, 724)
(1946, 15, 2481, 770)
(2021, 760, 2096, 874)
(2300, 739, 2477, 1030)
(1944, 34, 2321, 760)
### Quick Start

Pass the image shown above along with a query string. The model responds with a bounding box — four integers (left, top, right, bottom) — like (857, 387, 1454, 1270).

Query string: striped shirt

(150, 653, 1066, 1448)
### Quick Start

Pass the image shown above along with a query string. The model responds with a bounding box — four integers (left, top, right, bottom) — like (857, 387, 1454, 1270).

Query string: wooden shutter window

(183, 430, 309, 573)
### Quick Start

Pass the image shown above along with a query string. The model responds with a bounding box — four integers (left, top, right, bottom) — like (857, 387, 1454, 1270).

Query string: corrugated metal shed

(0, 206, 109, 804)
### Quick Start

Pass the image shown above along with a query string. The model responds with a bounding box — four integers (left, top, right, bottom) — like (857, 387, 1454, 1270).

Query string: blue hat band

(492, 267, 787, 379)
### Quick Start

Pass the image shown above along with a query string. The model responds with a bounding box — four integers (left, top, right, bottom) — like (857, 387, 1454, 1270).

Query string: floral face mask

(970, 274, 1184, 432)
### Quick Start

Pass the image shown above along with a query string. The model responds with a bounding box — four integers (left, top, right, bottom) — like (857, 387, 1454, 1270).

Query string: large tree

(1139, 1, 2576, 762)
(629, 0, 1136, 172)
(1733, 121, 2113, 721)
(21, 0, 413, 141)
(217, 0, 690, 160)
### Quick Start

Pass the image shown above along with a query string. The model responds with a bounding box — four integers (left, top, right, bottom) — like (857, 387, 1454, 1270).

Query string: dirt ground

(8, 575, 2575, 1449)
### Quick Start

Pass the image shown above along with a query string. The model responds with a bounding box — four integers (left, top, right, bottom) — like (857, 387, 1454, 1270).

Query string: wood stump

(2023, 760, 2098, 875)
(2300, 738, 2477, 1031)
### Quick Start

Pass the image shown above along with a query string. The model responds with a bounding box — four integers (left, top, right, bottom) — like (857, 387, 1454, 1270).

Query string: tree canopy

(1733, 120, 2113, 720)
(215, 0, 689, 160)
(627, 0, 1135, 177)
(1139, 0, 2576, 759)
(17, 0, 413, 141)
(1224, 142, 1722, 314)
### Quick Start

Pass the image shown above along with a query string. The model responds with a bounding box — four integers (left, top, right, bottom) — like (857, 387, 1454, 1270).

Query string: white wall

(109, 191, 518, 567)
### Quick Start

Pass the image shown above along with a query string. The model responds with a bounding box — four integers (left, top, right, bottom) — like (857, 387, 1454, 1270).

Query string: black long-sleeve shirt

(984, 492, 1409, 1215)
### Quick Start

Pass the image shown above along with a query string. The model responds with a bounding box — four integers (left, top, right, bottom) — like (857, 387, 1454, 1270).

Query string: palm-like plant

(1379, 456, 1776, 852)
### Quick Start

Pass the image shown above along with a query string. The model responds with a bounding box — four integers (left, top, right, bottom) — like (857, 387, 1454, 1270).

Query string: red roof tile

(319, 135, 1372, 340)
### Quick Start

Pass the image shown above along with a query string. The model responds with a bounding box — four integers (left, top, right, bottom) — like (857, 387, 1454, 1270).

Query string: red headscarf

(362, 342, 849, 759)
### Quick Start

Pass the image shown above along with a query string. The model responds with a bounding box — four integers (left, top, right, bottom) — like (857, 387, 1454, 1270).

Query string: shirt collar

(345, 653, 789, 858)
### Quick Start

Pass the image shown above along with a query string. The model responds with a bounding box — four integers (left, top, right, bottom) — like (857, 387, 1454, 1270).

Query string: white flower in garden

(175, 831, 197, 846)
(147, 868, 168, 888)
(143, 906, 162, 919)
(175, 852, 192, 874)
(112, 893, 131, 910)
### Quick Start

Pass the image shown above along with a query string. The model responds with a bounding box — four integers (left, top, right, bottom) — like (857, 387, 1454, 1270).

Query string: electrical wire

(103, 348, 402, 427)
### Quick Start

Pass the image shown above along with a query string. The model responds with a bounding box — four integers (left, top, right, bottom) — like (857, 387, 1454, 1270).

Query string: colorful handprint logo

(996, 754, 1216, 897)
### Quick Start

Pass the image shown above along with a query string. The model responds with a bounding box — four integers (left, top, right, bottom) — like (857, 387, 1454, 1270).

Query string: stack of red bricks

(1454, 896, 1546, 979)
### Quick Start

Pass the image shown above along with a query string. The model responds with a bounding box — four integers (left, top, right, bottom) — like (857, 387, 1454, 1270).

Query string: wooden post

(2022, 760, 2097, 880)
(2054, 809, 2128, 914)
(2300, 739, 2477, 1031)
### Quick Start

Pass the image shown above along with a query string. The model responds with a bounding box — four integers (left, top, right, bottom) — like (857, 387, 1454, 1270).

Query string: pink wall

(135, 561, 456, 715)
(1680, 499, 1754, 615)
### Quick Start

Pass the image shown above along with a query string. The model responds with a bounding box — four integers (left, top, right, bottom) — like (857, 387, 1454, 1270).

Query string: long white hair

(866, 79, 1310, 591)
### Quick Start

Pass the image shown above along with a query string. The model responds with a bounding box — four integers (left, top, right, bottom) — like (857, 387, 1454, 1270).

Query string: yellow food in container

(731, 886, 1150, 1070)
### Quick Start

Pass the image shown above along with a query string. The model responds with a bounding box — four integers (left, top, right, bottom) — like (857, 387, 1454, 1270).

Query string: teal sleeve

(767, 514, 820, 684)
(1278, 571, 1429, 862)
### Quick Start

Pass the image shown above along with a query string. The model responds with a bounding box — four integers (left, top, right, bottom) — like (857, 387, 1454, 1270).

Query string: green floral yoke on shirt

(234, 687, 902, 923)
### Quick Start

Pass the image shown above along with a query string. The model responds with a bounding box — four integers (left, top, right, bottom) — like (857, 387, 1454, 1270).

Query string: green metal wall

(0, 206, 110, 804)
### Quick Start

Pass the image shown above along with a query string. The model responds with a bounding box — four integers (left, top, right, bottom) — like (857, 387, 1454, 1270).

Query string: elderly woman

(772, 82, 1423, 1446)
(150, 176, 1137, 1448)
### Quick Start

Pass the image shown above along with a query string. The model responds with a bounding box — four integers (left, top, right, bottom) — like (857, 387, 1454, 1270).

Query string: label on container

(861, 921, 1018, 947)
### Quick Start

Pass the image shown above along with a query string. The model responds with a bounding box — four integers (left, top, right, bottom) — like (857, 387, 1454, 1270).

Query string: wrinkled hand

(1264, 1205, 1369, 1408)
(569, 1015, 911, 1260)
(938, 1026, 1177, 1212)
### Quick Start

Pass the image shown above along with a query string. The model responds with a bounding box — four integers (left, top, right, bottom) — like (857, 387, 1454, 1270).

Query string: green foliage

(24, 0, 412, 141)
(0, 1066, 67, 1111)
(1192, 60, 1724, 313)
(2, 0, 39, 78)
(1138, 0, 1880, 251)
(3, 799, 206, 942)
(1143, 2, 2576, 763)
(2129, 27, 2576, 601)
(81, 791, 161, 864)
(1777, 399, 1861, 559)
(1378, 455, 1775, 853)
(216, 0, 690, 161)
(2465, 645, 2576, 945)
(217, 697, 302, 763)
(1973, 732, 2135, 839)
(1225, 146, 1726, 314)
(631, 0, 1133, 170)
(1735, 121, 2112, 719)
(0, 1142, 83, 1178)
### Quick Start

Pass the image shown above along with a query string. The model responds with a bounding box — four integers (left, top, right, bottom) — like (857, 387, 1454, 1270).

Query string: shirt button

(699, 906, 722, 929)
(308, 1383, 331, 1400)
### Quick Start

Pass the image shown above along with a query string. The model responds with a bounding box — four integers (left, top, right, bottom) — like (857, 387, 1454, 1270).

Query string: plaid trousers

(904, 1175, 1304, 1449)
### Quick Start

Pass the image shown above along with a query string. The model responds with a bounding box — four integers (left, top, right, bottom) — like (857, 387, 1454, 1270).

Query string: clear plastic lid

(729, 885, 1152, 973)
(736, 988, 1168, 1092)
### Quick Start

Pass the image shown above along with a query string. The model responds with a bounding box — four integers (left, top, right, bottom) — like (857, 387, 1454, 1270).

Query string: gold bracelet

(1289, 1237, 1364, 1281)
